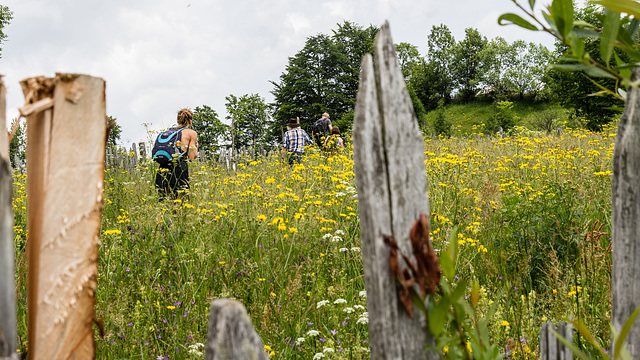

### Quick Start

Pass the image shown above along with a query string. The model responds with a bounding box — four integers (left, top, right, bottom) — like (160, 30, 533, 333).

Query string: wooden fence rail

(103, 142, 276, 172)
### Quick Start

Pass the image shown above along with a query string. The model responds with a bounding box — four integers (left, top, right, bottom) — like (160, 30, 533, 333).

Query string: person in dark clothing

(313, 112, 332, 147)
(155, 108, 199, 200)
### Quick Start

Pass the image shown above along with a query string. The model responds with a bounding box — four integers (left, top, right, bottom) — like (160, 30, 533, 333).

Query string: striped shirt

(283, 128, 312, 153)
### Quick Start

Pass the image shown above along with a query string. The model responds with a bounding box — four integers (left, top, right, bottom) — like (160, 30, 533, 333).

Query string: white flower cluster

(357, 312, 369, 325)
(316, 300, 330, 309)
(188, 343, 205, 356)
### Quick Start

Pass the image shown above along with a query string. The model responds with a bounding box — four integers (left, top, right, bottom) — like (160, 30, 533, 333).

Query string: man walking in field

(312, 112, 333, 147)
(282, 117, 312, 165)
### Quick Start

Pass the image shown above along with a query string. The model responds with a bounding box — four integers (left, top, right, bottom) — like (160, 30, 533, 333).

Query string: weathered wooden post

(539, 322, 572, 360)
(612, 68, 640, 357)
(130, 143, 138, 167)
(204, 299, 268, 360)
(352, 22, 439, 359)
(138, 142, 146, 158)
(21, 73, 106, 359)
(0, 78, 18, 360)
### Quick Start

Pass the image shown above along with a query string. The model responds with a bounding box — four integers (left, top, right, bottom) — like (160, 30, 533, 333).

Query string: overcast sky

(1, 0, 566, 146)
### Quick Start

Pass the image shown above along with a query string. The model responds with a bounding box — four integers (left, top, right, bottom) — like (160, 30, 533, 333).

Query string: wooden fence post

(352, 22, 438, 359)
(539, 321, 572, 360)
(612, 68, 640, 357)
(0, 77, 18, 360)
(204, 298, 268, 360)
(21, 73, 106, 359)
(138, 142, 146, 158)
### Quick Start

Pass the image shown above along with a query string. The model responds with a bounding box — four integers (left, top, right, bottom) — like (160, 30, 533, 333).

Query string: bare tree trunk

(22, 74, 106, 359)
(612, 68, 640, 357)
(352, 22, 438, 359)
(0, 77, 18, 360)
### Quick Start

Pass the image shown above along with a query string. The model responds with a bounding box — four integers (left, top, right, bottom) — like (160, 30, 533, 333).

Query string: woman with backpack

(154, 108, 199, 200)
(323, 126, 344, 154)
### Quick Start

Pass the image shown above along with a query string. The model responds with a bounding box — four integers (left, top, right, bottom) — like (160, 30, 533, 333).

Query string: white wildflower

(296, 337, 305, 345)
(359, 290, 367, 298)
(351, 247, 361, 252)
(339, 248, 349, 252)
(335, 230, 345, 235)
(323, 348, 335, 353)
(316, 300, 330, 309)
(323, 233, 333, 239)
(354, 304, 365, 311)
(357, 312, 369, 325)
(307, 330, 320, 337)
(334, 192, 346, 197)
(333, 298, 347, 305)
(343, 307, 355, 314)
(331, 235, 343, 242)
(313, 352, 325, 360)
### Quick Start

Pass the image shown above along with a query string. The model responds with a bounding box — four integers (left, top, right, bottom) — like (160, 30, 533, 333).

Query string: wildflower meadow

(12, 124, 615, 359)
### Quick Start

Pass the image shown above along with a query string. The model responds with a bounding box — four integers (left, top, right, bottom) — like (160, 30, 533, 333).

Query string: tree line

(1, 4, 622, 157)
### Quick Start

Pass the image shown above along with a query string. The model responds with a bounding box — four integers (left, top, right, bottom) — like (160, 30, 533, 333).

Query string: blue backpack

(152, 127, 185, 166)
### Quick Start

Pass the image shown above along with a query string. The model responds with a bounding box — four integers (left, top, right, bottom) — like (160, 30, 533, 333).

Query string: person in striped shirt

(282, 117, 312, 165)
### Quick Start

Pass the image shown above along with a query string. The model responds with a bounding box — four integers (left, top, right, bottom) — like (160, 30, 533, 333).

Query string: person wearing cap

(282, 117, 313, 165)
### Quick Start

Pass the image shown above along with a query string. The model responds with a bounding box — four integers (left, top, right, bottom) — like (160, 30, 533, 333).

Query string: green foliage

(486, 101, 519, 133)
(192, 105, 229, 152)
(0, 5, 13, 58)
(270, 21, 378, 132)
(499, 0, 640, 130)
(8, 118, 24, 167)
(432, 106, 452, 137)
(107, 116, 122, 147)
(225, 94, 272, 149)
(453, 28, 488, 102)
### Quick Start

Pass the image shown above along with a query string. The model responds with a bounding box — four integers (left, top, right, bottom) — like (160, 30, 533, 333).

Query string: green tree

(0, 5, 13, 58)
(8, 117, 24, 168)
(192, 105, 229, 152)
(425, 24, 456, 104)
(452, 28, 487, 102)
(270, 21, 378, 133)
(106, 116, 122, 147)
(225, 94, 271, 150)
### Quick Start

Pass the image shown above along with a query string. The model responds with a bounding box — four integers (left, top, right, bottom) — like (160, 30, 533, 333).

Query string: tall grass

(12, 125, 614, 359)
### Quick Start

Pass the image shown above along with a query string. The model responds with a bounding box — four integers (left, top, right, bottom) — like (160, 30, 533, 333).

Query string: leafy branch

(499, 0, 640, 101)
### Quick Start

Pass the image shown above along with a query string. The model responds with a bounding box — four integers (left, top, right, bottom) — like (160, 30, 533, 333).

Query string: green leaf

(550, 328, 594, 360)
(451, 279, 467, 302)
(551, 0, 574, 39)
(549, 63, 590, 72)
(584, 65, 617, 78)
(428, 298, 449, 336)
(593, 0, 640, 19)
(528, 0, 536, 10)
(574, 28, 601, 38)
(439, 250, 455, 282)
(470, 281, 480, 308)
(601, 9, 621, 66)
(497, 13, 539, 31)
(413, 291, 427, 314)
(614, 304, 640, 359)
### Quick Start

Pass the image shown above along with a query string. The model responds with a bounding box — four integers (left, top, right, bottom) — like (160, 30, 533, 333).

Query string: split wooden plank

(612, 67, 640, 357)
(353, 22, 438, 359)
(0, 77, 19, 360)
(23, 73, 106, 359)
(539, 322, 572, 360)
(204, 299, 268, 360)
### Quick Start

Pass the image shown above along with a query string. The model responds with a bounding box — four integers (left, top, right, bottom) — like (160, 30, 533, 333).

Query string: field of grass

(12, 124, 615, 359)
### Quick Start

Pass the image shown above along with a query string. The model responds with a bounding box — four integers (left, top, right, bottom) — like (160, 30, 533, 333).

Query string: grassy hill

(423, 99, 575, 136)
